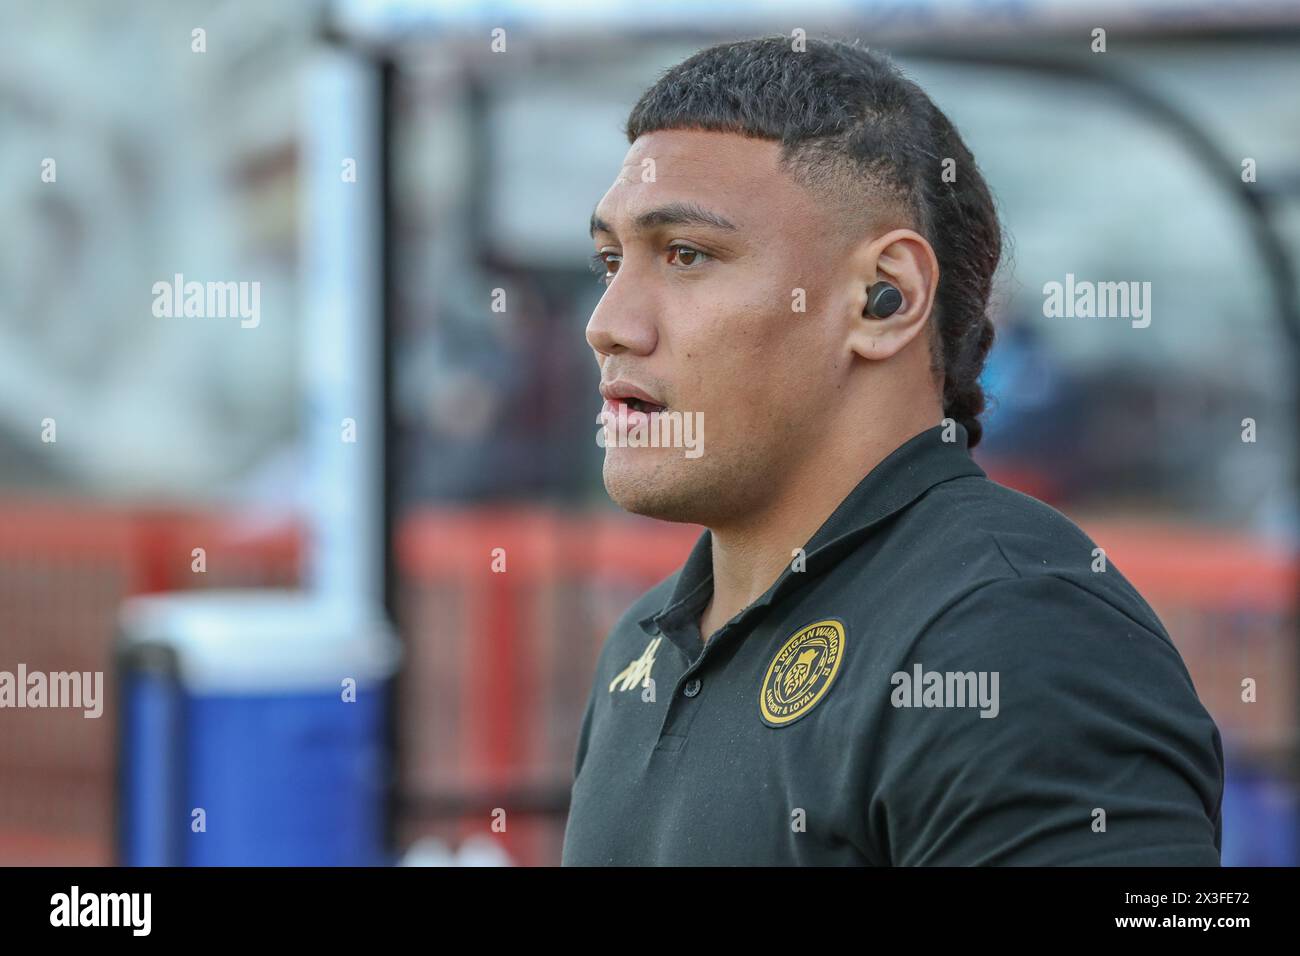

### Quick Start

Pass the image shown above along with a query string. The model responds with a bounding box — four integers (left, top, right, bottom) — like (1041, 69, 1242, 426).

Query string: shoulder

(900, 474, 1172, 645)
(877, 565, 1225, 863)
(903, 521, 1212, 752)
(873, 491, 1225, 863)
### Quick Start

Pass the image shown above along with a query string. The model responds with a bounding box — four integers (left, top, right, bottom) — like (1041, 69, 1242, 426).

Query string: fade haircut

(625, 35, 1002, 447)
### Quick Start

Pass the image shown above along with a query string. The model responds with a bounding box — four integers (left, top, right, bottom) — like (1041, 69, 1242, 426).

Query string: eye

(589, 251, 621, 283)
(667, 244, 710, 268)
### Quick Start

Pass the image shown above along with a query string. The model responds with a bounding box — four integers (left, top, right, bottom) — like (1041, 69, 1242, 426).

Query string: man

(561, 36, 1223, 865)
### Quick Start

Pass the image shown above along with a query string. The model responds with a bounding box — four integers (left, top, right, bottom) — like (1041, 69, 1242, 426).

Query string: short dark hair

(625, 35, 1001, 448)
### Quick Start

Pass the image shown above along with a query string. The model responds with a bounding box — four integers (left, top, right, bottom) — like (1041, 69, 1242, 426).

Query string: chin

(602, 449, 709, 524)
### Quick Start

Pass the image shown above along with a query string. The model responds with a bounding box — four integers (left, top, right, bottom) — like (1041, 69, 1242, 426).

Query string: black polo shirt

(561, 422, 1224, 866)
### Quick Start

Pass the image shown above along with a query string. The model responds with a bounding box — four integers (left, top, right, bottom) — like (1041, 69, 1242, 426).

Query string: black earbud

(864, 281, 903, 319)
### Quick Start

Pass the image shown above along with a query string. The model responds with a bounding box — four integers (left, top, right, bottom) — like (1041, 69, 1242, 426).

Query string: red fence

(0, 501, 300, 864)
(0, 499, 1293, 865)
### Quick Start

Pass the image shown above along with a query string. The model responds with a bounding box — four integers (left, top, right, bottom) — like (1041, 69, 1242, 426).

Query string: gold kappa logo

(759, 620, 845, 727)
(609, 637, 662, 693)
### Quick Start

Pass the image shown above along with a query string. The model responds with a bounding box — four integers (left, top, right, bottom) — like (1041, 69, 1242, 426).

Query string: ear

(844, 228, 939, 363)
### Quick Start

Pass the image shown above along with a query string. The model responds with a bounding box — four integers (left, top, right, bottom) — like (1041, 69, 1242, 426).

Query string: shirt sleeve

(872, 573, 1224, 866)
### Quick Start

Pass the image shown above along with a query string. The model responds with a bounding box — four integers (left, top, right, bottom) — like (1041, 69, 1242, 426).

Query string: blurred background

(0, 0, 1297, 866)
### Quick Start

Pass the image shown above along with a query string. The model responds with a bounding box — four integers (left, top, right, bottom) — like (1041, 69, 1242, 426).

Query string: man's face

(586, 129, 854, 525)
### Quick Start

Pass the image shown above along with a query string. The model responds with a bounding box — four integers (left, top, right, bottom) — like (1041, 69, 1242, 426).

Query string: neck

(697, 410, 941, 642)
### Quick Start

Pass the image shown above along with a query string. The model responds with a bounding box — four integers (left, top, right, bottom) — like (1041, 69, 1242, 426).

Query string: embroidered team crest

(759, 620, 845, 727)
(609, 637, 662, 693)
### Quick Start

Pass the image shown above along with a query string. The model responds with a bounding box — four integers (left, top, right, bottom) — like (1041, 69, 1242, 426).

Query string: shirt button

(683, 678, 702, 698)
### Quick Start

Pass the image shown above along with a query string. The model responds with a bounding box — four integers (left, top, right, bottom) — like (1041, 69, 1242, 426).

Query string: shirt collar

(638, 421, 986, 636)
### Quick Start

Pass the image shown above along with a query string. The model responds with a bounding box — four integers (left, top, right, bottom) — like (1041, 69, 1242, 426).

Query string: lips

(616, 397, 663, 414)
(599, 381, 667, 416)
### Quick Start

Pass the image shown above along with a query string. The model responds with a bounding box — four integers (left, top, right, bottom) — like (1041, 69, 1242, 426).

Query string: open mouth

(621, 397, 666, 415)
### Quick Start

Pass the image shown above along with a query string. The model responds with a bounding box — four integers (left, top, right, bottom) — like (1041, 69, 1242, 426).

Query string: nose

(585, 271, 658, 358)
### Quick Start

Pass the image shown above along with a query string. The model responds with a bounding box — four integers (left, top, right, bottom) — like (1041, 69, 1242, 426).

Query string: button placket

(652, 612, 751, 748)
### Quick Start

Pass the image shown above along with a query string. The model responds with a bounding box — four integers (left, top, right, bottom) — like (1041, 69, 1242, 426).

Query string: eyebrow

(589, 201, 739, 238)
